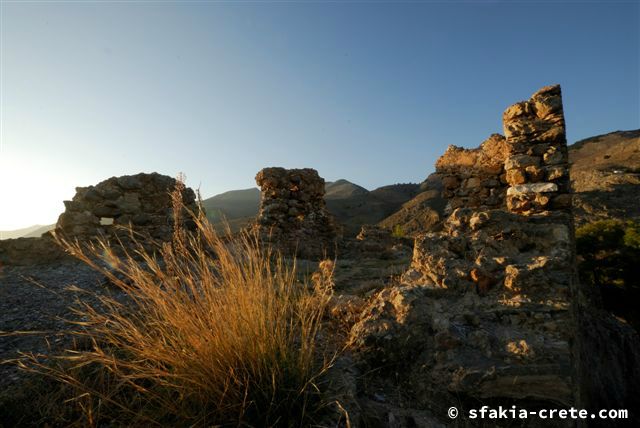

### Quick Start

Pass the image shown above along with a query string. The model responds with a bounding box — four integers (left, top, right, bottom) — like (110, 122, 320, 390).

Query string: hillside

(324, 179, 369, 199)
(569, 129, 640, 225)
(325, 182, 421, 236)
(0, 224, 54, 240)
(378, 174, 445, 236)
(201, 188, 260, 225)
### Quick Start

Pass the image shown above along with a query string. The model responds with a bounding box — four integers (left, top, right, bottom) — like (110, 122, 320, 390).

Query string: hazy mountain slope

(199, 180, 420, 236)
(22, 224, 55, 238)
(0, 224, 52, 240)
(325, 180, 368, 199)
(378, 175, 445, 236)
(370, 183, 421, 205)
(201, 188, 260, 224)
(570, 130, 640, 225)
(326, 182, 421, 236)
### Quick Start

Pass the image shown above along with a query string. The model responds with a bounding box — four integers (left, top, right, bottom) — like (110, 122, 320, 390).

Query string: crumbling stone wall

(0, 235, 69, 266)
(56, 172, 197, 242)
(349, 85, 580, 414)
(0, 172, 196, 266)
(436, 133, 509, 214)
(255, 167, 337, 259)
(503, 85, 572, 214)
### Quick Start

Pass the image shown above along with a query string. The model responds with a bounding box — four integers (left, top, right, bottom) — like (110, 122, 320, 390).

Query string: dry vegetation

(14, 183, 336, 427)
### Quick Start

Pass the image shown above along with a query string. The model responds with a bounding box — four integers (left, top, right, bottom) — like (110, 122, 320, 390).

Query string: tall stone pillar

(503, 85, 572, 215)
(255, 167, 337, 259)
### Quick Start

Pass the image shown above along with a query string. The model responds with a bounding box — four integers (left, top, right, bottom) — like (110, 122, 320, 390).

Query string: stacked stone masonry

(0, 173, 197, 265)
(0, 235, 69, 266)
(436, 133, 509, 214)
(56, 172, 198, 242)
(349, 85, 580, 413)
(255, 167, 338, 259)
(503, 85, 571, 214)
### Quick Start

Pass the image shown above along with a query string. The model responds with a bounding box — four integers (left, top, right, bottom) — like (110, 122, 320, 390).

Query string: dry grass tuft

(17, 181, 335, 427)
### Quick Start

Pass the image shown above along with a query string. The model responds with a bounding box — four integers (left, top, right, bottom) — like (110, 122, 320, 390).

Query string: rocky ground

(0, 243, 363, 362)
(0, 235, 424, 425)
(0, 261, 127, 393)
(2, 238, 637, 427)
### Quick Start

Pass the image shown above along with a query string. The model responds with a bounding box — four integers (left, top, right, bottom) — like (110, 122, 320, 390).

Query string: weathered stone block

(546, 165, 566, 181)
(525, 165, 545, 182)
(507, 183, 558, 195)
(543, 147, 565, 165)
(504, 154, 540, 170)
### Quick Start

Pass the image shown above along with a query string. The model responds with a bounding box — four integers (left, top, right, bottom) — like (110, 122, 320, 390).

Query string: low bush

(576, 218, 640, 331)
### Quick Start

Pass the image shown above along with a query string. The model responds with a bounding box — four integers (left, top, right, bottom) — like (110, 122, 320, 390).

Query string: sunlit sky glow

(1, 1, 638, 230)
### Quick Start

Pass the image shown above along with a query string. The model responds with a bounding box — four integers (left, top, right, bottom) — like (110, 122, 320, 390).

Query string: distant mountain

(22, 224, 55, 238)
(378, 175, 445, 236)
(325, 182, 421, 236)
(0, 224, 54, 240)
(325, 180, 369, 200)
(370, 183, 422, 205)
(201, 188, 261, 225)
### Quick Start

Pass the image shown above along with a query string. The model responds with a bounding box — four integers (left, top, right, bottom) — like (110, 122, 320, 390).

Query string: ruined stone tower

(255, 167, 338, 259)
(56, 172, 198, 242)
(350, 85, 582, 414)
(0, 172, 198, 265)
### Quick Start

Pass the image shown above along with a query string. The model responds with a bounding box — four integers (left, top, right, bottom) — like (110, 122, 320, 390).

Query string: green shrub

(623, 221, 640, 249)
(391, 224, 405, 239)
(576, 218, 640, 331)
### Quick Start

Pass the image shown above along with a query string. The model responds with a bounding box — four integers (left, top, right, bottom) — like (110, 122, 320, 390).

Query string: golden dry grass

(16, 183, 335, 427)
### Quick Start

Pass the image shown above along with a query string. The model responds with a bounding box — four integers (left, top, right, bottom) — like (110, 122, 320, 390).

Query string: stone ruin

(433, 86, 571, 217)
(503, 87, 572, 215)
(437, 133, 509, 214)
(0, 173, 197, 265)
(255, 167, 338, 259)
(348, 85, 639, 418)
(56, 172, 198, 242)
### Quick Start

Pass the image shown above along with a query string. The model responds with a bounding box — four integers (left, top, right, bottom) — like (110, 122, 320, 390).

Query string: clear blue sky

(1, 0, 638, 229)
